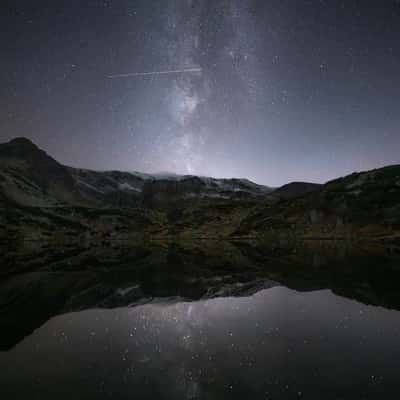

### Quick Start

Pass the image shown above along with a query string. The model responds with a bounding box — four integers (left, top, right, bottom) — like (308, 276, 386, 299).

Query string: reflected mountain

(1, 240, 400, 351)
(3, 286, 400, 399)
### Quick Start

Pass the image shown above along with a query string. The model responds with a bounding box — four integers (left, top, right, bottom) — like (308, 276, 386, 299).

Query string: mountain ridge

(0, 137, 273, 208)
(1, 137, 399, 242)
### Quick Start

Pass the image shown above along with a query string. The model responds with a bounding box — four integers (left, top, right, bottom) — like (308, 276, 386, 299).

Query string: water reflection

(1, 240, 400, 398)
(1, 287, 400, 399)
(1, 240, 400, 350)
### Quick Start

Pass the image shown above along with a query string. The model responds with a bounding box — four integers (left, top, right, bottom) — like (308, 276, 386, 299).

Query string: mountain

(0, 138, 271, 241)
(0, 137, 83, 207)
(236, 165, 400, 240)
(71, 169, 272, 208)
(1, 137, 399, 242)
(0, 138, 272, 210)
(270, 181, 322, 200)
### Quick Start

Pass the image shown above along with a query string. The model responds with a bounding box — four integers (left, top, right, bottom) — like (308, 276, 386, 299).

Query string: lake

(1, 240, 400, 399)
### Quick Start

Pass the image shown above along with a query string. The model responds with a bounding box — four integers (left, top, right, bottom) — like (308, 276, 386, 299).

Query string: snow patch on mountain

(76, 178, 105, 194)
(118, 182, 142, 192)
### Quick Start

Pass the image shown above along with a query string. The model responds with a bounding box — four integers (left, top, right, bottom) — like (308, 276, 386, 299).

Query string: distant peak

(8, 137, 38, 148)
(0, 137, 47, 160)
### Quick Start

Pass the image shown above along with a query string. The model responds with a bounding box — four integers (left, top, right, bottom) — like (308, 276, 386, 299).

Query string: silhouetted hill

(271, 182, 322, 200)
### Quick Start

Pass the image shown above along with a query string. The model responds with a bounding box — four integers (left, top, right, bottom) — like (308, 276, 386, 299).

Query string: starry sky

(1, 0, 399, 186)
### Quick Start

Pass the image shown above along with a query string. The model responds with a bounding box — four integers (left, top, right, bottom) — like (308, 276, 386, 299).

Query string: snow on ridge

(73, 167, 268, 190)
(76, 178, 105, 194)
(118, 182, 142, 192)
(72, 166, 269, 197)
(127, 171, 154, 180)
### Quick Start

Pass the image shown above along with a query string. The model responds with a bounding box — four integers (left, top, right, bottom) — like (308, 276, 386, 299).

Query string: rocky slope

(0, 137, 399, 241)
(0, 138, 271, 208)
(0, 138, 83, 207)
(237, 165, 400, 240)
(270, 181, 322, 200)
(0, 138, 271, 240)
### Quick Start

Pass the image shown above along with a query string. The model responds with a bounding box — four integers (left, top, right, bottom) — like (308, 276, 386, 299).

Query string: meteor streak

(108, 68, 202, 79)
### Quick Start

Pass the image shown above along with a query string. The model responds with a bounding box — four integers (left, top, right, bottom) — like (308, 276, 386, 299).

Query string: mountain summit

(0, 138, 272, 209)
(0, 137, 41, 157)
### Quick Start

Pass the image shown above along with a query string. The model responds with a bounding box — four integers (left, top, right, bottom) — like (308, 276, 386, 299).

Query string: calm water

(1, 241, 400, 399)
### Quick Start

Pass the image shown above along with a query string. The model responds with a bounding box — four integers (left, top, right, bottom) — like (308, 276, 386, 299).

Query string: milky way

(1, 1, 399, 185)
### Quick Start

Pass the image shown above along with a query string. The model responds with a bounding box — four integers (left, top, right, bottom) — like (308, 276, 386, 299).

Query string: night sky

(1, 1, 399, 186)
